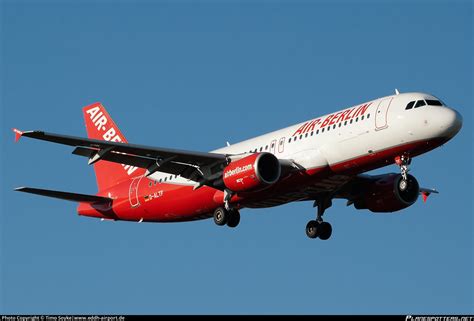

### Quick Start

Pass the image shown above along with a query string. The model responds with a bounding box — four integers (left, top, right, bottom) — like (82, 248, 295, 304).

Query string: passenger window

(265, 145, 268, 150)
(311, 131, 314, 136)
(299, 135, 303, 139)
(322, 128, 325, 133)
(293, 137, 297, 142)
(327, 126, 331, 131)
(159, 179, 162, 183)
(355, 117, 358, 122)
(259, 147, 263, 152)
(288, 138, 291, 143)
(361, 115, 364, 120)
(415, 100, 426, 108)
(426, 99, 443, 106)
(344, 121, 347, 125)
(367, 114, 370, 119)
(350, 119, 353, 124)
(406, 101, 415, 110)
(305, 133, 308, 138)
(164, 177, 167, 182)
(338, 123, 342, 127)
(316, 129, 319, 134)
(149, 181, 152, 187)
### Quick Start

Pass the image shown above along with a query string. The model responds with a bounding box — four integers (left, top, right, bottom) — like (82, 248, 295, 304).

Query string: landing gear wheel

(395, 154, 411, 181)
(399, 178, 408, 191)
(318, 222, 332, 240)
(213, 207, 228, 226)
(226, 210, 240, 228)
(306, 194, 334, 240)
(306, 220, 319, 239)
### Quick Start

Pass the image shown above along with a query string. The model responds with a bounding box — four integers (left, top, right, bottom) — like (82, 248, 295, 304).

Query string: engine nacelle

(223, 153, 281, 193)
(354, 174, 419, 213)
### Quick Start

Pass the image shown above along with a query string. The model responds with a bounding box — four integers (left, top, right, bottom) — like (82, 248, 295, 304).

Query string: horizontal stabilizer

(15, 187, 112, 204)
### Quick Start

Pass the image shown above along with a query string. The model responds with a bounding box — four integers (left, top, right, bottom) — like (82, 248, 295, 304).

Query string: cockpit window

(414, 100, 426, 108)
(406, 99, 444, 110)
(426, 99, 443, 106)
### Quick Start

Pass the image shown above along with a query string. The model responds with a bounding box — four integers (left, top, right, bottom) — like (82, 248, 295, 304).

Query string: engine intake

(354, 174, 419, 213)
(223, 153, 281, 193)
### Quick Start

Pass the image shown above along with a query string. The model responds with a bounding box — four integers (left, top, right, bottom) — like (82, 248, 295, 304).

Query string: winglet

(421, 192, 429, 203)
(12, 128, 23, 142)
(419, 188, 439, 203)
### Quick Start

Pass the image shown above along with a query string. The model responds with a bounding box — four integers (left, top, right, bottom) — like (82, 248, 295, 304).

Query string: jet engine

(354, 174, 419, 213)
(222, 153, 281, 193)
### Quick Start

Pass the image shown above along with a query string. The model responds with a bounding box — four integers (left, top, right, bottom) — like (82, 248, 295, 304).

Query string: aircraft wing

(14, 130, 229, 186)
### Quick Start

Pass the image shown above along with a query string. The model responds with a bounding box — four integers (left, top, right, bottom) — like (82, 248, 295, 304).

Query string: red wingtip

(12, 128, 23, 142)
(421, 192, 429, 203)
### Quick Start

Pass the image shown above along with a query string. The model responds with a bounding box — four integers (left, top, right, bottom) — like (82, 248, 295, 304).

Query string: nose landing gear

(395, 155, 411, 191)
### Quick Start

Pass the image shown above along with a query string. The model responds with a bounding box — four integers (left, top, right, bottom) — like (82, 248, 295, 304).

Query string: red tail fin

(82, 103, 145, 191)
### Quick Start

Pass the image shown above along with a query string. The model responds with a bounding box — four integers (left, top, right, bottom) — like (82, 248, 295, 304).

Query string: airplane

(13, 91, 462, 240)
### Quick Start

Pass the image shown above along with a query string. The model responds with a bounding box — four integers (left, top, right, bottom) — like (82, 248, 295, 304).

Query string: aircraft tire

(399, 179, 408, 191)
(305, 220, 319, 239)
(213, 207, 228, 226)
(226, 209, 240, 228)
(318, 222, 332, 240)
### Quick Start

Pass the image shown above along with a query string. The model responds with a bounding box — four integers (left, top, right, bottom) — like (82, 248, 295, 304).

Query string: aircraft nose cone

(444, 108, 463, 137)
(449, 109, 462, 136)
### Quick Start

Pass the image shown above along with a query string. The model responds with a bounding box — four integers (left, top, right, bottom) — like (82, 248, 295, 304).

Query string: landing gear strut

(395, 155, 411, 191)
(306, 194, 333, 240)
(223, 189, 233, 211)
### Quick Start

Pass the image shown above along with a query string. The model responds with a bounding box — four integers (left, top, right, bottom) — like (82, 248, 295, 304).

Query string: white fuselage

(149, 92, 462, 185)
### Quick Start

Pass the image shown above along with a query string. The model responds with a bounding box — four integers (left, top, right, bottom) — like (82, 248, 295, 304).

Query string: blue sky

(1, 0, 472, 314)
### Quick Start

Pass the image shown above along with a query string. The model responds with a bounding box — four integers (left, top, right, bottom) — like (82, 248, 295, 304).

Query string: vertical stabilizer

(82, 103, 145, 191)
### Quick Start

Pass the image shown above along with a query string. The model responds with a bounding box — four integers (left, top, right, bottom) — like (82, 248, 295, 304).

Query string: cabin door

(129, 176, 142, 208)
(375, 98, 392, 130)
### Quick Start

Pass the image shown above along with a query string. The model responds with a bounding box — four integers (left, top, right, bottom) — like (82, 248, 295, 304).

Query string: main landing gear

(213, 189, 240, 228)
(306, 194, 333, 240)
(213, 207, 240, 228)
(395, 154, 411, 192)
